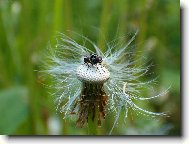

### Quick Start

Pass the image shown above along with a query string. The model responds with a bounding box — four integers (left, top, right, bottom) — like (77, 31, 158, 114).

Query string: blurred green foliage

(0, 0, 180, 135)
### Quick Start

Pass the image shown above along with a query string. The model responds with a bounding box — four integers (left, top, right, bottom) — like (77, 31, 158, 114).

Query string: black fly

(84, 54, 102, 65)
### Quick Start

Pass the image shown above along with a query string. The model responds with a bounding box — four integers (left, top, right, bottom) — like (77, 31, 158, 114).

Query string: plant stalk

(88, 108, 98, 135)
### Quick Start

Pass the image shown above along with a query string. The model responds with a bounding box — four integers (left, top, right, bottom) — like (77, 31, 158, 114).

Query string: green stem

(98, 0, 112, 53)
(88, 108, 98, 135)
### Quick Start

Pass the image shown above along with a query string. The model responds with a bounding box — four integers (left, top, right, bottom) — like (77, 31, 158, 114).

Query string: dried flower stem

(76, 83, 108, 129)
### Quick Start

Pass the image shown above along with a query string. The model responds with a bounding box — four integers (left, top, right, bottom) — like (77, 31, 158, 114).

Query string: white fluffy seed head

(46, 32, 169, 135)
(76, 63, 110, 84)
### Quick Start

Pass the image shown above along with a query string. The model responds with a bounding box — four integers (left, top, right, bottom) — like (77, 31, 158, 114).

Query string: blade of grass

(98, 0, 112, 53)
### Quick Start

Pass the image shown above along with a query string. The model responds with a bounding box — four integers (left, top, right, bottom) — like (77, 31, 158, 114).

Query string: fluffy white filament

(45, 32, 169, 134)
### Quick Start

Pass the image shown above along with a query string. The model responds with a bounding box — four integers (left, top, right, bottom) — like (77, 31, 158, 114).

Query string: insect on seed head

(76, 54, 110, 84)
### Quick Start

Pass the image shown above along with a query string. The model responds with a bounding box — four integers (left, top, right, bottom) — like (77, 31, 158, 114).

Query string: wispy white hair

(45, 31, 169, 134)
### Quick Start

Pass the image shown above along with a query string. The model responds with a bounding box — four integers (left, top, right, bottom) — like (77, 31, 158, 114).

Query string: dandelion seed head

(45, 31, 169, 134)
(76, 63, 110, 83)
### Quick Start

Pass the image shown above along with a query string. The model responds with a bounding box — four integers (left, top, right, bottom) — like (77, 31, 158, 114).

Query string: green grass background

(0, 0, 180, 135)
